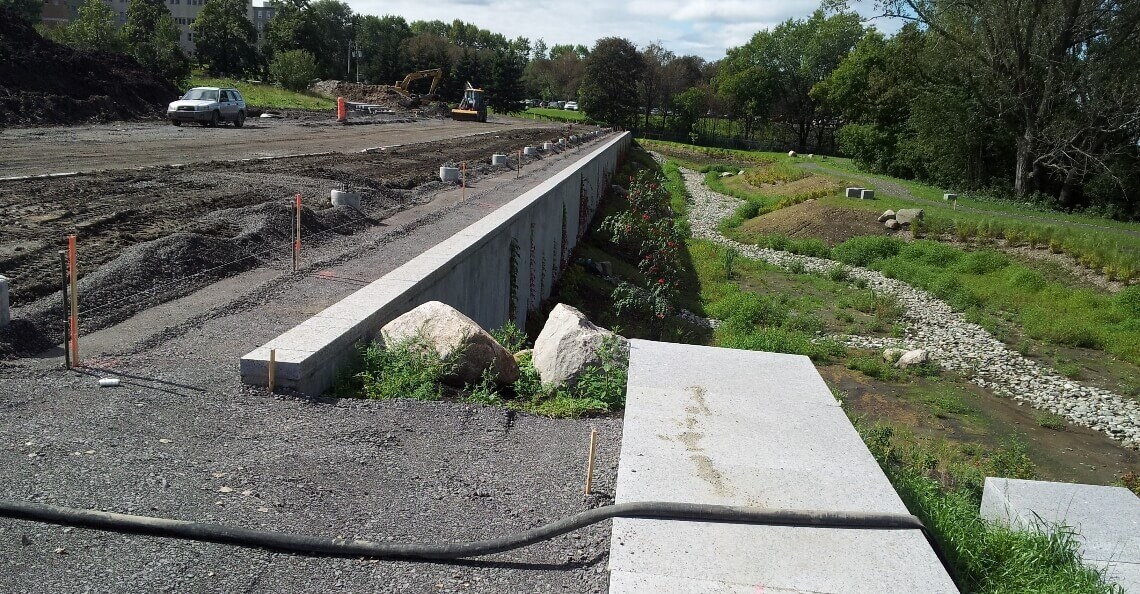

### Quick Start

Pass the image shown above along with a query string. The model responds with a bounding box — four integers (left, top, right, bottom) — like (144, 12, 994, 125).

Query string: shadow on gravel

(71, 365, 206, 396)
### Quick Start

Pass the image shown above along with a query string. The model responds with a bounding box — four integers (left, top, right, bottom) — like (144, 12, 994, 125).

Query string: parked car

(564, 101, 579, 111)
(168, 87, 247, 128)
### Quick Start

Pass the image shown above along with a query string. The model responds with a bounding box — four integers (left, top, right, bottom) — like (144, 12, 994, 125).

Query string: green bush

(900, 240, 961, 267)
(1006, 269, 1048, 293)
(707, 290, 787, 327)
(270, 49, 317, 92)
(833, 236, 904, 267)
(1116, 286, 1140, 319)
(955, 250, 1011, 275)
(354, 337, 456, 400)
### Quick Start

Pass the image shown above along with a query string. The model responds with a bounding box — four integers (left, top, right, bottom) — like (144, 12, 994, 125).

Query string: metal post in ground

(67, 235, 78, 366)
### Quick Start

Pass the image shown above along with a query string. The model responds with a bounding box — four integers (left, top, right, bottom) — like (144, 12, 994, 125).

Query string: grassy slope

(189, 76, 336, 110)
(523, 107, 588, 122)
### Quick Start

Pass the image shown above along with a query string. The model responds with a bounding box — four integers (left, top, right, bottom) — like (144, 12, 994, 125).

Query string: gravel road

(0, 135, 621, 593)
(0, 115, 551, 178)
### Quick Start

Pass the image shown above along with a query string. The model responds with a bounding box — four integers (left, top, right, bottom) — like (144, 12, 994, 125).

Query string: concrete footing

(542, 142, 554, 151)
(491, 154, 508, 166)
(846, 187, 863, 198)
(439, 166, 460, 183)
(610, 340, 958, 593)
(944, 193, 958, 201)
(330, 190, 360, 208)
(523, 146, 538, 156)
(981, 478, 1139, 592)
(0, 275, 8, 329)
(860, 189, 876, 200)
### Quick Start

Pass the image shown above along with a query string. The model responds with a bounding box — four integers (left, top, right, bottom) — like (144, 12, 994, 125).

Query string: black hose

(0, 498, 959, 587)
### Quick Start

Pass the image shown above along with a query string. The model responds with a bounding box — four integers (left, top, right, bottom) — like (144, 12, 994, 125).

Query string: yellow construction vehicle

(451, 82, 487, 122)
(393, 68, 443, 108)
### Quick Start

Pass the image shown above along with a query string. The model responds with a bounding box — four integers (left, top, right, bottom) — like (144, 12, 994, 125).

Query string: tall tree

(1, 0, 40, 24)
(62, 0, 125, 52)
(580, 37, 644, 128)
(190, 0, 257, 76)
(356, 15, 411, 85)
(123, 0, 190, 87)
(488, 48, 525, 113)
(638, 42, 674, 128)
(264, 0, 316, 64)
(308, 0, 354, 79)
(881, 0, 1140, 203)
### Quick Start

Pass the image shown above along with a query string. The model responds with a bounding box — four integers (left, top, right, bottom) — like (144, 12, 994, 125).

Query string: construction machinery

(393, 68, 443, 108)
(451, 82, 487, 122)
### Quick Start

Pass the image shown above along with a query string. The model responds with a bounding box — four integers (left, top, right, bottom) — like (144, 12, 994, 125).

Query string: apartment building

(40, 0, 276, 54)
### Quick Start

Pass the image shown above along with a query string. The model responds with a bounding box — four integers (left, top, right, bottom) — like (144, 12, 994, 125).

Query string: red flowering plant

(600, 170, 684, 322)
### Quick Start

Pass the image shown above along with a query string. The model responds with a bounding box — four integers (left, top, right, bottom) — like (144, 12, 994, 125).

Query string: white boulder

(896, 208, 925, 226)
(883, 348, 906, 363)
(877, 210, 896, 223)
(533, 303, 628, 388)
(381, 301, 519, 385)
(895, 349, 931, 369)
(885, 219, 901, 230)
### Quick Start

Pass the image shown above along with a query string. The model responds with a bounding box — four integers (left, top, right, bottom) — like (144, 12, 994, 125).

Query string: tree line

(10, 0, 1138, 217)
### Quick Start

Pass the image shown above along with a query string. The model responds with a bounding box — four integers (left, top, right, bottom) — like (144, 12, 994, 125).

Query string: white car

(167, 87, 247, 127)
(564, 101, 579, 111)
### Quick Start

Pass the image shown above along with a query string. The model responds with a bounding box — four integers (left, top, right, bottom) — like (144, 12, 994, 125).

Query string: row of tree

(12, 0, 1138, 216)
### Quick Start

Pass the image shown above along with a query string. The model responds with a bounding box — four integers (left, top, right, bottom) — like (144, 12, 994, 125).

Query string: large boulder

(896, 208, 925, 226)
(533, 304, 628, 388)
(380, 301, 519, 386)
(885, 219, 901, 230)
(883, 348, 906, 363)
(895, 349, 931, 369)
(877, 210, 896, 223)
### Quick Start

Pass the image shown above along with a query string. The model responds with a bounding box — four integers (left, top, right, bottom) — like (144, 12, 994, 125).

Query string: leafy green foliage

(57, 0, 126, 53)
(191, 0, 257, 76)
(270, 49, 318, 91)
(831, 236, 903, 267)
(1, 0, 40, 23)
(580, 37, 644, 128)
(122, 0, 189, 87)
(352, 336, 456, 401)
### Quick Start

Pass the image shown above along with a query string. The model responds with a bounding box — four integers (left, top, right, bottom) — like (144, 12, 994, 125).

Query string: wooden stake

(268, 348, 276, 393)
(517, 149, 521, 179)
(461, 162, 467, 199)
(67, 235, 79, 366)
(585, 428, 598, 495)
(59, 250, 69, 369)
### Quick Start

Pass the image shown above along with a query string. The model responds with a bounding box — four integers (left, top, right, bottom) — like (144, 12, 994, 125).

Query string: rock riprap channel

(677, 166, 1140, 449)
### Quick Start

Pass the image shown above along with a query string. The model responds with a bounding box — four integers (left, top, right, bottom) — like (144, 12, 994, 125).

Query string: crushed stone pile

(0, 8, 179, 127)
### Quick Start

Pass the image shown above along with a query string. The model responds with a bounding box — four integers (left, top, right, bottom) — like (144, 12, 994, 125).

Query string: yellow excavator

(451, 82, 487, 122)
(393, 68, 443, 108)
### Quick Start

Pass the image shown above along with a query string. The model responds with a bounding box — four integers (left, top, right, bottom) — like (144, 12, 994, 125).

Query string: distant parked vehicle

(564, 101, 579, 111)
(168, 87, 247, 128)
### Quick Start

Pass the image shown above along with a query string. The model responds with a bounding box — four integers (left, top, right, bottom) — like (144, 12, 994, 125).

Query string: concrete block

(944, 193, 958, 201)
(439, 166, 459, 183)
(846, 187, 863, 198)
(542, 142, 554, 151)
(523, 146, 538, 156)
(981, 478, 1140, 592)
(610, 340, 958, 593)
(330, 189, 360, 208)
(0, 275, 8, 328)
(491, 154, 508, 166)
(859, 189, 875, 200)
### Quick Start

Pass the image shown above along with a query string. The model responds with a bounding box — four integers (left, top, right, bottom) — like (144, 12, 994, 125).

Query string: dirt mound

(0, 9, 179, 127)
(309, 80, 412, 110)
(737, 200, 895, 246)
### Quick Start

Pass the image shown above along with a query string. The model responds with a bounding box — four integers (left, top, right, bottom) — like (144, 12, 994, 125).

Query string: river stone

(895, 349, 930, 369)
(896, 208, 925, 226)
(534, 303, 627, 388)
(381, 301, 519, 386)
(885, 219, 901, 230)
(877, 210, 896, 223)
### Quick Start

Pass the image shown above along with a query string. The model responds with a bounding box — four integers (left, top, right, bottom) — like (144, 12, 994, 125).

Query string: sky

(343, 0, 903, 61)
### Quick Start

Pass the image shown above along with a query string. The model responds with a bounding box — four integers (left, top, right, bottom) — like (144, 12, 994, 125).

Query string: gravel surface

(0, 136, 622, 593)
(679, 165, 1140, 450)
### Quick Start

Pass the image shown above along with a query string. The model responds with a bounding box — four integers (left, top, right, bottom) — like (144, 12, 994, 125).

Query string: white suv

(167, 87, 247, 127)
(564, 101, 579, 111)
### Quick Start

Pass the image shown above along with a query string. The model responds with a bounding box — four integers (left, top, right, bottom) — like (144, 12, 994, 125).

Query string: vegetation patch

(190, 75, 336, 110)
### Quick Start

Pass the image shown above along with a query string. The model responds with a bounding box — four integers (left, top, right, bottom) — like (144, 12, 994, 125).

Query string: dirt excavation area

(0, 119, 569, 357)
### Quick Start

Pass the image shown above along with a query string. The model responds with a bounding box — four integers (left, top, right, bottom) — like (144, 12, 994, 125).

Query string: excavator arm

(395, 69, 443, 99)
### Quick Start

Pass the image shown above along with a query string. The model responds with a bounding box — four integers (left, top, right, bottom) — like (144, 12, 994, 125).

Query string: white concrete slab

(610, 340, 958, 593)
(981, 477, 1140, 592)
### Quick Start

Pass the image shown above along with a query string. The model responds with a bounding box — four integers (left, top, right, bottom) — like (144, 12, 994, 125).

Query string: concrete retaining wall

(240, 132, 631, 395)
(610, 340, 959, 592)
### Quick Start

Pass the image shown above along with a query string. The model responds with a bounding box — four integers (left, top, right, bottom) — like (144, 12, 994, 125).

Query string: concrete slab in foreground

(981, 477, 1140, 592)
(609, 340, 958, 593)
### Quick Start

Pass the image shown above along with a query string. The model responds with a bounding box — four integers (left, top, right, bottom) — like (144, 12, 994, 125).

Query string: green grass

(861, 425, 1120, 593)
(523, 107, 588, 122)
(828, 237, 1140, 367)
(188, 75, 336, 110)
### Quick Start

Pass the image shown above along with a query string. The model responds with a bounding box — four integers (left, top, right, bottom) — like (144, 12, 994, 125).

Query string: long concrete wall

(240, 131, 632, 395)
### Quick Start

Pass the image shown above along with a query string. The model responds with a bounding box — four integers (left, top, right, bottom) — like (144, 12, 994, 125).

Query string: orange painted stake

(293, 194, 301, 272)
(336, 97, 346, 122)
(67, 235, 79, 366)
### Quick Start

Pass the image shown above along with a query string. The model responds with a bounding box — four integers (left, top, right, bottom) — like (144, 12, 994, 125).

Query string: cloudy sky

(344, 0, 902, 61)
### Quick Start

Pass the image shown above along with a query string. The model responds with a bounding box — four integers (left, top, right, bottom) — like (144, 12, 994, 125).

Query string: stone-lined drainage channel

(676, 165, 1140, 449)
